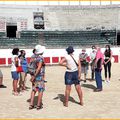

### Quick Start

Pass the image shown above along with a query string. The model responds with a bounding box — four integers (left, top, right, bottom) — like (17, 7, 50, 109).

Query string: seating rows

(0, 30, 116, 48)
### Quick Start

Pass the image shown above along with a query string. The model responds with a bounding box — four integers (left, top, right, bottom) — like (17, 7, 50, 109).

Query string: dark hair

(105, 45, 111, 56)
(105, 45, 110, 49)
(105, 45, 111, 52)
(12, 48, 19, 55)
(18, 50, 25, 58)
(92, 45, 96, 49)
(66, 46, 74, 55)
(33, 49, 36, 54)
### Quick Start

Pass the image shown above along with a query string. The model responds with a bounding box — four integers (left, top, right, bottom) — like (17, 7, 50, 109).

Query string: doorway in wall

(117, 32, 120, 45)
(6, 25, 17, 38)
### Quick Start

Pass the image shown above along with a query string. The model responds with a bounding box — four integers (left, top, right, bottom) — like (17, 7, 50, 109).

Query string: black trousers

(91, 60, 95, 80)
(104, 60, 111, 78)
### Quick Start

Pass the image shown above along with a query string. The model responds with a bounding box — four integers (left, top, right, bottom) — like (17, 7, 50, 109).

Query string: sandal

(79, 102, 84, 106)
(63, 102, 68, 107)
(29, 105, 34, 110)
(36, 105, 43, 110)
(13, 92, 22, 96)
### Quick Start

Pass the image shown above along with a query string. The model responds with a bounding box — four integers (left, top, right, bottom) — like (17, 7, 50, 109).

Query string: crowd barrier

(0, 48, 119, 66)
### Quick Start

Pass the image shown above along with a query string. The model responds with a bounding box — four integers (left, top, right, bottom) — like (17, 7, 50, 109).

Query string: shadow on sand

(81, 83, 96, 90)
(53, 94, 80, 105)
(27, 96, 42, 106)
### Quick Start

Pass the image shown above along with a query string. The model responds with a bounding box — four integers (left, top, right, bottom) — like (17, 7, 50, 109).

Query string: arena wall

(0, 47, 119, 66)
(0, 5, 120, 31)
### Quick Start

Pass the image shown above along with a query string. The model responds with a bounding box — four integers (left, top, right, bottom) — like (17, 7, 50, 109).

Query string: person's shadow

(17, 86, 31, 93)
(27, 96, 39, 105)
(53, 94, 80, 105)
(81, 84, 96, 90)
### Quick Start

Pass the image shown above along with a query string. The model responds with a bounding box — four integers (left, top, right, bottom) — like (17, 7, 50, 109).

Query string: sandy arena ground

(0, 63, 120, 118)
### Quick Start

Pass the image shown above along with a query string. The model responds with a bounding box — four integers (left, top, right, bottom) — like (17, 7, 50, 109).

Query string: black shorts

(65, 70, 80, 85)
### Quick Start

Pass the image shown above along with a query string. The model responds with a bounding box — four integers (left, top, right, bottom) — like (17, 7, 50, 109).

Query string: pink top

(95, 48, 104, 69)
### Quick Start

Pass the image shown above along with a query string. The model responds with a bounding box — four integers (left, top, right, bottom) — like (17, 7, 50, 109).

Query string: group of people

(0, 44, 112, 109)
(60, 45, 112, 106)
(11, 48, 28, 95)
(79, 45, 112, 84)
(11, 45, 46, 110)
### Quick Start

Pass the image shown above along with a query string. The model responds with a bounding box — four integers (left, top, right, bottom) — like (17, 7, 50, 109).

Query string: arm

(107, 51, 112, 63)
(59, 57, 71, 70)
(30, 57, 34, 63)
(14, 57, 19, 67)
(30, 61, 42, 82)
(105, 51, 112, 64)
(59, 57, 67, 67)
(78, 59, 81, 80)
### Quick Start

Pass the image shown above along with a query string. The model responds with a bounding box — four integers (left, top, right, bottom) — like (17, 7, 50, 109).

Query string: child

(11, 48, 20, 95)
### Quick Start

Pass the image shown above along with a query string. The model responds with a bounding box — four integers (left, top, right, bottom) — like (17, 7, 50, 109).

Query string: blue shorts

(65, 70, 80, 85)
(11, 71, 19, 80)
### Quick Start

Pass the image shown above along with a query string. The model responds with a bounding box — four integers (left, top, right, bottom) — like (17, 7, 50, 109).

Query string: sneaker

(105, 80, 108, 83)
(0, 85, 7, 88)
(94, 88, 102, 92)
(107, 80, 110, 83)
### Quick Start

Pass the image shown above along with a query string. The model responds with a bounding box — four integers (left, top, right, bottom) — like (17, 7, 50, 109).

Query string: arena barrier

(0, 47, 119, 66)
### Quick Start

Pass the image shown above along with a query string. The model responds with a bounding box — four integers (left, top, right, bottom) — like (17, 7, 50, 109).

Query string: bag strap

(70, 55, 78, 67)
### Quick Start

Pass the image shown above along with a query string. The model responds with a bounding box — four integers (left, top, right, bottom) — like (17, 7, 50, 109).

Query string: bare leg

(75, 84, 83, 106)
(37, 92, 43, 109)
(12, 80, 14, 92)
(0, 77, 6, 88)
(29, 90, 36, 109)
(19, 73, 23, 91)
(12, 80, 19, 95)
(30, 91, 36, 106)
(0, 77, 3, 85)
(64, 85, 71, 107)
(23, 73, 27, 90)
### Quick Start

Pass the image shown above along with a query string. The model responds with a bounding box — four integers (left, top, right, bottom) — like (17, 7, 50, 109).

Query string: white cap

(35, 45, 45, 54)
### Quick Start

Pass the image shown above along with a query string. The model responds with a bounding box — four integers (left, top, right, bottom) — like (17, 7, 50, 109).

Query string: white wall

(0, 47, 120, 66)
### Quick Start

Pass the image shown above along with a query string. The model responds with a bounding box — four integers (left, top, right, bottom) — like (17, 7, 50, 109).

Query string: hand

(104, 62, 106, 65)
(30, 76, 35, 83)
(66, 65, 71, 70)
(78, 74, 81, 80)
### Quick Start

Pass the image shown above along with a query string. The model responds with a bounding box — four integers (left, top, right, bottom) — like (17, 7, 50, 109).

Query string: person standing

(29, 45, 46, 110)
(79, 48, 89, 82)
(0, 69, 6, 88)
(11, 48, 20, 95)
(104, 45, 112, 83)
(18, 50, 28, 92)
(94, 47, 104, 92)
(59, 46, 83, 107)
(90, 45, 97, 80)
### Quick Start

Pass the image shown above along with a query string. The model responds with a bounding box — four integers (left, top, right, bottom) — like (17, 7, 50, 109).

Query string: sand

(0, 63, 120, 118)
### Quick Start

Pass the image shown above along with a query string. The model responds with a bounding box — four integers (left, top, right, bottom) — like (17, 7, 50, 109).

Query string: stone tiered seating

(0, 30, 116, 48)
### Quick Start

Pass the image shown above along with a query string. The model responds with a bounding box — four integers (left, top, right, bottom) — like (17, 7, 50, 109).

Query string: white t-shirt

(65, 54, 78, 72)
(11, 55, 18, 72)
(90, 50, 96, 61)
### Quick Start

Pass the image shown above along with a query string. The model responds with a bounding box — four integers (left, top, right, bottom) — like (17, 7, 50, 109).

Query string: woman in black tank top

(104, 45, 112, 83)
